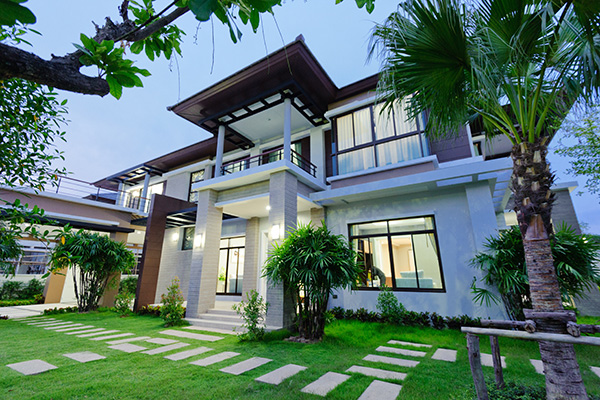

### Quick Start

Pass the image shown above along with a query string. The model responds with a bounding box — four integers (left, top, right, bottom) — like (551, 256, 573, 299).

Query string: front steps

(186, 308, 245, 335)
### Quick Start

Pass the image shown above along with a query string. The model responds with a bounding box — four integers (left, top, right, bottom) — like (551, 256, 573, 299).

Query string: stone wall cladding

(242, 217, 260, 300)
(154, 228, 193, 303)
(164, 172, 191, 201)
(217, 181, 269, 203)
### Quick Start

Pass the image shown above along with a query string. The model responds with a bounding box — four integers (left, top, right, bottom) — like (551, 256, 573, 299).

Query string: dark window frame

(348, 215, 446, 293)
(217, 236, 246, 296)
(188, 170, 205, 203)
(181, 226, 195, 251)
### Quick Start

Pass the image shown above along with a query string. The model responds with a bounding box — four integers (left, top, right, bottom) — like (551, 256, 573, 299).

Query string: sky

(16, 0, 600, 234)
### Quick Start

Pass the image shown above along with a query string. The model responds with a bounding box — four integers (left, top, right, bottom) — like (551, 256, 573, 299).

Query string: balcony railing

(221, 148, 317, 177)
(46, 175, 150, 213)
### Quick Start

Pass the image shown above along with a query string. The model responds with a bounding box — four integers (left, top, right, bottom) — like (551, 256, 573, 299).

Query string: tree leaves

(0, 0, 35, 27)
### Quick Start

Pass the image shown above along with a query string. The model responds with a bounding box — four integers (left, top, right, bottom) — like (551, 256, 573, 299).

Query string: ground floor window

(217, 237, 245, 295)
(350, 216, 444, 291)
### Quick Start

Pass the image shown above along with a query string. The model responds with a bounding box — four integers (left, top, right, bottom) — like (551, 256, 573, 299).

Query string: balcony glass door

(216, 237, 245, 295)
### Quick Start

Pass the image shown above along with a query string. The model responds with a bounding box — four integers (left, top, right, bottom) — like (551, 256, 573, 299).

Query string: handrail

(221, 147, 317, 177)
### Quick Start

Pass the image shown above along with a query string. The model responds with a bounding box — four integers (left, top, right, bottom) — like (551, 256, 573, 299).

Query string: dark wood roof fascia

(335, 74, 379, 102)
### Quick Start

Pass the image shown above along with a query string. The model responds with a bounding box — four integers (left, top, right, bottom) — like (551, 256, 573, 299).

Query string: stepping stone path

(29, 321, 72, 327)
(107, 336, 152, 345)
(63, 351, 106, 363)
(363, 354, 420, 368)
(78, 330, 119, 338)
(55, 325, 95, 332)
(142, 343, 190, 355)
(358, 380, 402, 400)
(45, 323, 84, 330)
(108, 344, 148, 353)
(65, 328, 105, 335)
(159, 330, 223, 342)
(481, 353, 506, 368)
(7, 360, 57, 375)
(146, 338, 179, 345)
(376, 346, 426, 358)
(164, 347, 213, 361)
(90, 333, 134, 341)
(255, 364, 307, 385)
(220, 357, 272, 375)
(530, 359, 544, 374)
(346, 365, 407, 381)
(190, 352, 240, 367)
(301, 372, 350, 396)
(431, 348, 457, 362)
(387, 340, 432, 348)
(591, 366, 600, 379)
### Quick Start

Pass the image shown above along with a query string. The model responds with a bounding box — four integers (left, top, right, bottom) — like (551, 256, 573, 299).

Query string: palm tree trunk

(512, 140, 588, 399)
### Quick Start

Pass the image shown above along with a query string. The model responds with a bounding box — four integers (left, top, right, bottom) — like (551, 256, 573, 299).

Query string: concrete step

(205, 308, 238, 317)
(186, 317, 244, 333)
(198, 312, 242, 323)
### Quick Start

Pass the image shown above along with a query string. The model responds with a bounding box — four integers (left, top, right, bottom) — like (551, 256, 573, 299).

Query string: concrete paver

(190, 352, 240, 367)
(89, 333, 134, 341)
(6, 360, 58, 375)
(108, 344, 148, 353)
(255, 364, 307, 385)
(357, 380, 402, 400)
(77, 330, 119, 338)
(146, 338, 179, 345)
(55, 325, 95, 332)
(387, 340, 432, 348)
(363, 354, 420, 368)
(220, 357, 272, 375)
(301, 372, 350, 397)
(164, 347, 213, 361)
(530, 359, 544, 374)
(64, 328, 105, 335)
(376, 346, 426, 358)
(159, 330, 223, 342)
(63, 351, 106, 363)
(346, 365, 407, 381)
(431, 348, 457, 362)
(45, 323, 84, 330)
(591, 366, 600, 379)
(106, 336, 152, 345)
(481, 353, 506, 368)
(141, 343, 190, 355)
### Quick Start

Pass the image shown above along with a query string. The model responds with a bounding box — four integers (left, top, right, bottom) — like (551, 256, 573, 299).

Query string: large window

(182, 226, 195, 250)
(350, 216, 444, 291)
(188, 170, 205, 202)
(217, 237, 245, 295)
(333, 98, 429, 175)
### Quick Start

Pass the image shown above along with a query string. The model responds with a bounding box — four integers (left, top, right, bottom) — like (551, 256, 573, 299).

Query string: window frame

(348, 215, 446, 293)
(217, 236, 246, 295)
(181, 226, 195, 251)
(188, 170, 205, 203)
(332, 103, 427, 176)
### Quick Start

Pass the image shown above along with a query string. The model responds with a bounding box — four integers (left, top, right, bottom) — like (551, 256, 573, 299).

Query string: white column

(140, 173, 151, 212)
(203, 163, 213, 180)
(283, 97, 292, 162)
(310, 127, 325, 182)
(215, 125, 226, 177)
(116, 181, 125, 207)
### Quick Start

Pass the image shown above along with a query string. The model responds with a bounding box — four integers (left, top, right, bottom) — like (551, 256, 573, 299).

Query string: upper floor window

(188, 170, 205, 202)
(350, 216, 444, 292)
(332, 98, 428, 175)
(182, 226, 195, 250)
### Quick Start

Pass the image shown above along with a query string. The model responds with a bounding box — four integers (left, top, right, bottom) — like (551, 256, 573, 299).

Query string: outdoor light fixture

(194, 233, 204, 248)
(271, 224, 281, 240)
(172, 232, 179, 242)
(266, 205, 271, 211)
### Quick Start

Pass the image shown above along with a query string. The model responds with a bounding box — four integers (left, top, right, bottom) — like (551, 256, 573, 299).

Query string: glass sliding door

(216, 237, 245, 295)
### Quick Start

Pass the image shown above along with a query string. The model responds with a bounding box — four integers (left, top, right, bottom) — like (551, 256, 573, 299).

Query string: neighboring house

(88, 36, 585, 328)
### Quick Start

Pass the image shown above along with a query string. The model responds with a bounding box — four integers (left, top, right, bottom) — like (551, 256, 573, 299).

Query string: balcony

(221, 147, 317, 178)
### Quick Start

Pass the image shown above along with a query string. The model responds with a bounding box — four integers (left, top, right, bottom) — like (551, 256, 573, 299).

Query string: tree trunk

(512, 140, 588, 399)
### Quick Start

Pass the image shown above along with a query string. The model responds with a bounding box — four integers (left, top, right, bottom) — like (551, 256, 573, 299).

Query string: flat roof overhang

(168, 37, 338, 149)
(131, 208, 237, 228)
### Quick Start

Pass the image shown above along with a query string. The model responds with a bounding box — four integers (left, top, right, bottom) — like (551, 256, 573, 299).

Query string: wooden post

(467, 333, 489, 400)
(489, 336, 505, 389)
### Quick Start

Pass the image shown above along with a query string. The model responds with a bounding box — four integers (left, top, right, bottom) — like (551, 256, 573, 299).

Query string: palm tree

(370, 0, 600, 398)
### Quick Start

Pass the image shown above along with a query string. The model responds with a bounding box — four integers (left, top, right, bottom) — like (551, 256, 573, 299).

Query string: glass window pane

(375, 135, 422, 167)
(336, 114, 354, 151)
(390, 235, 418, 288)
(353, 108, 372, 146)
(217, 249, 228, 293)
(412, 233, 443, 289)
(337, 147, 375, 175)
(220, 239, 229, 248)
(226, 248, 241, 294)
(393, 97, 418, 135)
(355, 237, 391, 288)
(182, 227, 194, 250)
(236, 248, 245, 293)
(191, 170, 205, 183)
(374, 103, 395, 140)
(229, 237, 245, 247)
(388, 217, 434, 233)
(351, 221, 388, 236)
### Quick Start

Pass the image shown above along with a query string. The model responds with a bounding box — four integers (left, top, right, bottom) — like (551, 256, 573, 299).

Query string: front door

(216, 237, 245, 295)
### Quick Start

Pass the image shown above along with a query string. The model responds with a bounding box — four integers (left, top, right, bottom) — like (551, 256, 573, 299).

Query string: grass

(0, 312, 599, 399)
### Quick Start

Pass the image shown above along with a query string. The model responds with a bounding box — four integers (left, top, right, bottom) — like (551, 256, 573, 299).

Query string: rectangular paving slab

(358, 379, 402, 400)
(63, 351, 106, 363)
(108, 344, 148, 353)
(376, 346, 426, 358)
(141, 342, 190, 355)
(363, 354, 420, 368)
(530, 359, 544, 374)
(164, 347, 213, 361)
(255, 364, 307, 385)
(29, 321, 72, 327)
(7, 360, 58, 375)
(146, 338, 179, 345)
(89, 333, 134, 341)
(190, 352, 240, 367)
(431, 348, 457, 362)
(159, 330, 223, 342)
(64, 328, 105, 335)
(55, 325, 95, 333)
(17, 317, 52, 322)
(388, 340, 432, 348)
(301, 372, 350, 396)
(45, 323, 84, 330)
(77, 330, 119, 338)
(220, 357, 272, 375)
(591, 366, 600, 379)
(107, 336, 152, 345)
(481, 353, 506, 368)
(346, 365, 407, 381)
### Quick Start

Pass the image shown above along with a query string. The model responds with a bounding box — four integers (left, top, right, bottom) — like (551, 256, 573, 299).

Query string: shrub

(22, 278, 45, 300)
(376, 286, 406, 323)
(137, 305, 162, 317)
(232, 290, 269, 341)
(43, 306, 79, 315)
(330, 307, 345, 320)
(430, 312, 446, 329)
(114, 291, 134, 316)
(119, 276, 138, 295)
(0, 299, 37, 306)
(0, 280, 23, 300)
(160, 277, 185, 327)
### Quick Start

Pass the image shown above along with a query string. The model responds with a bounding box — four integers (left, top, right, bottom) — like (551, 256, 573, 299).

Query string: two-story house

(92, 36, 584, 328)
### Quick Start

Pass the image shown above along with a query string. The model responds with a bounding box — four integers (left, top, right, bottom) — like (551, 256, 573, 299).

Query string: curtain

(393, 97, 418, 135)
(336, 114, 354, 151)
(374, 103, 395, 140)
(353, 108, 372, 146)
(338, 147, 375, 174)
(376, 135, 422, 166)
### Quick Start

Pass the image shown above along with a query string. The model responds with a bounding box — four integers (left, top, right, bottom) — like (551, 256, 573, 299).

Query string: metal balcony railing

(221, 148, 317, 177)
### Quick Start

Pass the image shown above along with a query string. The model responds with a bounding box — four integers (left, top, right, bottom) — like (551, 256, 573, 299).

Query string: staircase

(185, 300, 244, 335)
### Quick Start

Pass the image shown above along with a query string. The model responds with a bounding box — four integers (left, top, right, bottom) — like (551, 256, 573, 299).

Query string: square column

(283, 97, 292, 162)
(214, 125, 226, 177)
(241, 217, 260, 301)
(187, 189, 223, 318)
(310, 207, 325, 228)
(266, 171, 297, 329)
(140, 173, 151, 212)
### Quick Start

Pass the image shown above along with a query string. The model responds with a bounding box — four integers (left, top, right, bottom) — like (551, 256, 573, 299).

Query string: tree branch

(124, 6, 189, 42)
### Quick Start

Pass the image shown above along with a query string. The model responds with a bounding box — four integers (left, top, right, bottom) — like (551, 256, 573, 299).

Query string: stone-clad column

(310, 207, 325, 228)
(266, 171, 297, 329)
(242, 217, 260, 301)
(186, 189, 223, 318)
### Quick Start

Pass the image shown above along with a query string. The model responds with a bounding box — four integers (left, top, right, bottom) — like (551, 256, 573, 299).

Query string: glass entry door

(216, 237, 245, 295)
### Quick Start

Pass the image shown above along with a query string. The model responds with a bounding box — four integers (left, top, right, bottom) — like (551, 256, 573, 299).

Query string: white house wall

(324, 186, 505, 319)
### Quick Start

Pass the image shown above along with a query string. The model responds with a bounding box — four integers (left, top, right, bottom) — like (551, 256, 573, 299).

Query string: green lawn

(0, 312, 599, 399)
